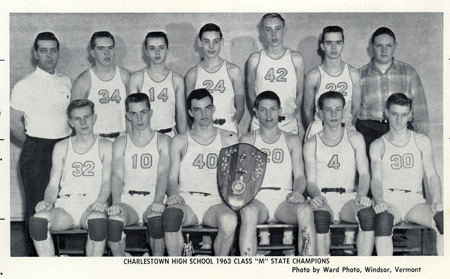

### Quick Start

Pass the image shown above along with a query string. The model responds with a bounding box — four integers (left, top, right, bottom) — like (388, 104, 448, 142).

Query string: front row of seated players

(30, 99, 112, 257)
(107, 93, 171, 256)
(30, 91, 443, 257)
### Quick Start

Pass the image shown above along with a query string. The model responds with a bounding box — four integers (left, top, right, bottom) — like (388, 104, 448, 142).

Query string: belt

(363, 119, 388, 124)
(128, 190, 151, 196)
(60, 194, 87, 198)
(100, 132, 120, 139)
(321, 187, 352, 194)
(387, 188, 421, 194)
(260, 187, 281, 191)
(213, 119, 226, 125)
(26, 135, 68, 143)
(187, 191, 211, 196)
(158, 128, 173, 134)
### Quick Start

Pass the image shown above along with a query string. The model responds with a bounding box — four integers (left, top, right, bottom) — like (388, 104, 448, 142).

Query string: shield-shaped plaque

(217, 143, 267, 211)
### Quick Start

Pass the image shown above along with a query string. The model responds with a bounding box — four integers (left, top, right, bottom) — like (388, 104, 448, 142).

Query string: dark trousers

(355, 119, 390, 158)
(19, 136, 64, 223)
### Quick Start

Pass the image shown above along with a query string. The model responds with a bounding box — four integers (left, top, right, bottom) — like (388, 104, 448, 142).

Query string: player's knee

(147, 216, 164, 239)
(217, 212, 237, 235)
(107, 219, 124, 242)
(296, 203, 314, 221)
(29, 216, 49, 241)
(374, 211, 394, 237)
(87, 218, 107, 242)
(433, 211, 444, 235)
(357, 207, 376, 232)
(162, 208, 184, 232)
(314, 210, 331, 234)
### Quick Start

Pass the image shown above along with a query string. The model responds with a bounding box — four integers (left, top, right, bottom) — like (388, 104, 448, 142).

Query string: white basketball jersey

(179, 129, 224, 195)
(253, 130, 292, 191)
(381, 131, 423, 192)
(315, 63, 353, 125)
(59, 136, 103, 196)
(123, 133, 160, 193)
(87, 66, 127, 134)
(315, 129, 356, 191)
(255, 49, 297, 117)
(141, 69, 176, 130)
(195, 60, 237, 132)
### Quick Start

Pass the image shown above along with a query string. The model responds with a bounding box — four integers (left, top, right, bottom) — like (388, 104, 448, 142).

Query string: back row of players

(10, 13, 441, 257)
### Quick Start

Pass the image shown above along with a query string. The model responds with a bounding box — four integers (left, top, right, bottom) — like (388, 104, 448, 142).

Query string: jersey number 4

(327, 154, 340, 169)
(72, 161, 95, 177)
(264, 68, 288, 82)
(98, 89, 121, 104)
(193, 153, 218, 169)
(203, 80, 226, 94)
(149, 88, 169, 102)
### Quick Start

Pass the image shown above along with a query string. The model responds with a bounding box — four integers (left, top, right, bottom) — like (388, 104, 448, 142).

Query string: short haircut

(125, 93, 150, 111)
(318, 91, 346, 110)
(322, 26, 344, 43)
(145, 31, 169, 48)
(198, 23, 223, 40)
(260, 13, 285, 27)
(187, 89, 213, 110)
(34, 32, 60, 51)
(253, 91, 281, 110)
(90, 31, 115, 49)
(386, 93, 412, 110)
(67, 99, 95, 119)
(371, 27, 396, 44)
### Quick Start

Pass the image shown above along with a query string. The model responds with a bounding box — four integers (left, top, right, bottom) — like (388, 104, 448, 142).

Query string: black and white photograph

(1, 0, 448, 278)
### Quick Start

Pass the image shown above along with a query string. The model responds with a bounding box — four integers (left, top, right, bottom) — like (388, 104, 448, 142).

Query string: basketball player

(240, 91, 315, 256)
(71, 31, 130, 139)
(370, 93, 443, 256)
(128, 31, 187, 136)
(107, 93, 171, 256)
(304, 91, 374, 256)
(163, 89, 238, 256)
(246, 13, 305, 136)
(304, 26, 361, 139)
(29, 99, 111, 257)
(185, 23, 245, 134)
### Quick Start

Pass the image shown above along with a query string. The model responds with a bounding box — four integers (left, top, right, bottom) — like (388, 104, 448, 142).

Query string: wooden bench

(51, 221, 427, 256)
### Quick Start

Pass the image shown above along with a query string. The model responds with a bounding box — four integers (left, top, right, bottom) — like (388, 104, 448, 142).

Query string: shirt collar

(369, 57, 399, 74)
(35, 65, 59, 77)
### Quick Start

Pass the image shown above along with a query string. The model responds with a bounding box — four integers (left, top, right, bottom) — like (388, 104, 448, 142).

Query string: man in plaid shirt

(356, 27, 429, 155)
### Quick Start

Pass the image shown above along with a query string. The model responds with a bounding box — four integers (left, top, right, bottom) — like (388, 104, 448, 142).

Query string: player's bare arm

(303, 137, 326, 208)
(220, 130, 239, 147)
(10, 107, 26, 143)
(119, 67, 131, 95)
(173, 72, 188, 133)
(184, 66, 198, 98)
(349, 66, 361, 125)
(227, 62, 245, 124)
(303, 68, 320, 127)
(286, 133, 307, 203)
(167, 133, 187, 205)
(369, 138, 389, 214)
(127, 69, 144, 94)
(349, 130, 371, 207)
(71, 70, 90, 101)
(292, 51, 305, 116)
(416, 133, 442, 212)
(150, 133, 171, 213)
(239, 131, 255, 145)
(88, 138, 112, 213)
(108, 135, 127, 216)
(245, 52, 260, 112)
(35, 140, 68, 212)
